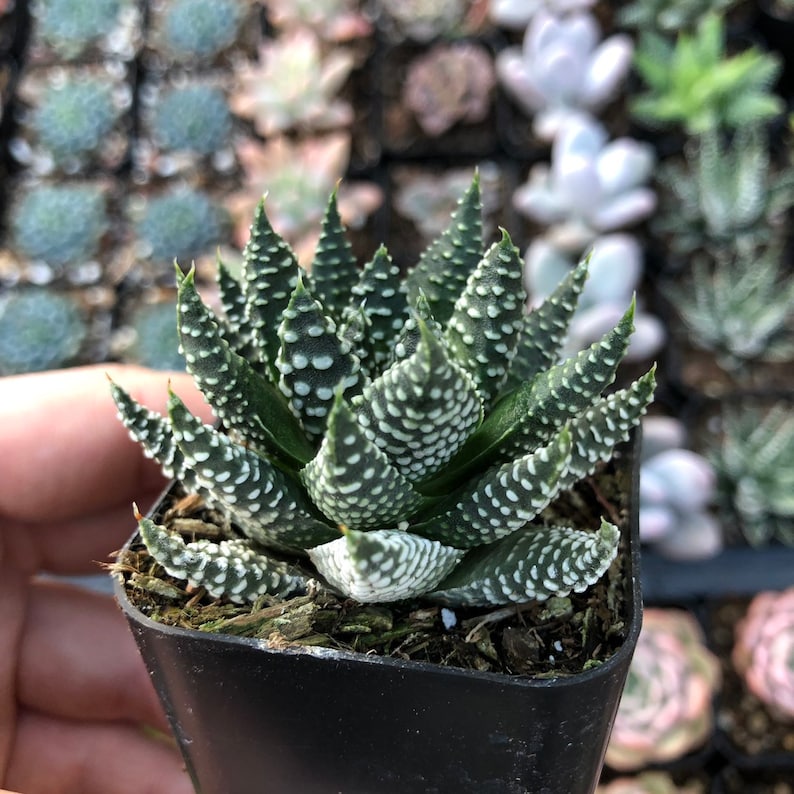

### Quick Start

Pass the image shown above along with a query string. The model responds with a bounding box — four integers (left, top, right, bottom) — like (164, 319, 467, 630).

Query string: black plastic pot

(115, 442, 642, 794)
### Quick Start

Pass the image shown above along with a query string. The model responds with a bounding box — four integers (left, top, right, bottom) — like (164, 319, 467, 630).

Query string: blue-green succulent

(158, 0, 244, 61)
(133, 188, 225, 263)
(0, 288, 88, 374)
(123, 300, 185, 371)
(31, 75, 121, 165)
(112, 175, 655, 607)
(10, 183, 108, 268)
(150, 84, 231, 155)
(32, 0, 125, 59)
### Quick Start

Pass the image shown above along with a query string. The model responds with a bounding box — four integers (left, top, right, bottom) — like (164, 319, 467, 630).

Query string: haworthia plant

(112, 174, 655, 607)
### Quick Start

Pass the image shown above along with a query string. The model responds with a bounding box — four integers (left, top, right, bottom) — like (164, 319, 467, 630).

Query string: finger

(17, 581, 168, 732)
(7, 489, 164, 575)
(0, 365, 210, 524)
(6, 711, 194, 794)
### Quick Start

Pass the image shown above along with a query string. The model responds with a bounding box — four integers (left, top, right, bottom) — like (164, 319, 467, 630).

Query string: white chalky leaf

(429, 519, 621, 607)
(308, 529, 463, 603)
(138, 516, 306, 604)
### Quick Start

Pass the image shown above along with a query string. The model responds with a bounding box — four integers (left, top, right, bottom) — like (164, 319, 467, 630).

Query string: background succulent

(403, 41, 495, 138)
(374, 0, 472, 43)
(639, 416, 721, 560)
(496, 10, 633, 141)
(120, 299, 185, 371)
(30, 73, 122, 167)
(488, 0, 595, 31)
(229, 29, 354, 137)
(710, 403, 794, 547)
(631, 14, 783, 134)
(263, 0, 373, 41)
(667, 246, 794, 374)
(0, 287, 88, 374)
(732, 587, 794, 722)
(149, 83, 232, 156)
(617, 0, 739, 33)
(597, 771, 701, 794)
(10, 182, 108, 270)
(132, 187, 226, 265)
(653, 126, 794, 260)
(156, 0, 244, 62)
(31, 0, 126, 59)
(513, 117, 657, 252)
(525, 235, 665, 362)
(113, 176, 654, 609)
(605, 608, 721, 771)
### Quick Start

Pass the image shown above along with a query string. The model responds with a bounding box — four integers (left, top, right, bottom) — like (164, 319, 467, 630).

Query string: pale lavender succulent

(496, 11, 633, 140)
(639, 416, 723, 560)
(488, 0, 595, 31)
(513, 117, 657, 251)
(525, 234, 665, 362)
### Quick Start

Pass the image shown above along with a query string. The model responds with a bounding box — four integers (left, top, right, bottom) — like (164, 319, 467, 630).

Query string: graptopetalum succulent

(111, 174, 655, 607)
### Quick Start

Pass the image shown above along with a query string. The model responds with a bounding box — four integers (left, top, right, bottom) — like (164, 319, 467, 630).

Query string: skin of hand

(0, 365, 212, 794)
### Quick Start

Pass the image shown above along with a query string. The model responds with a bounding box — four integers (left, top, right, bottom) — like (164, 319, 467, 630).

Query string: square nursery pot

(114, 438, 642, 794)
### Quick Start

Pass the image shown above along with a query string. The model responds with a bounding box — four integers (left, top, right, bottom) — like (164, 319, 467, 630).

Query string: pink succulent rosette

(605, 608, 721, 771)
(732, 587, 794, 722)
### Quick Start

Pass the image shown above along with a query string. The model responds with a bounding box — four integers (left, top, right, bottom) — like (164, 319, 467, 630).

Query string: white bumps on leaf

(308, 529, 463, 603)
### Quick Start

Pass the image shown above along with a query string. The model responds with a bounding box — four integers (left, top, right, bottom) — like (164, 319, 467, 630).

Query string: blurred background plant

(597, 771, 702, 794)
(732, 587, 794, 723)
(496, 10, 633, 141)
(261, 0, 373, 41)
(374, 0, 485, 43)
(630, 14, 783, 135)
(710, 403, 794, 547)
(617, 0, 739, 34)
(0, 287, 88, 374)
(488, 0, 595, 30)
(605, 608, 721, 772)
(114, 297, 185, 370)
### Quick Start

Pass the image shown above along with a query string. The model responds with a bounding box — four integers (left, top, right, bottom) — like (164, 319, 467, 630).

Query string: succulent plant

(639, 416, 722, 560)
(496, 10, 633, 141)
(229, 29, 354, 137)
(111, 174, 655, 607)
(488, 0, 595, 31)
(653, 126, 794, 259)
(617, 0, 739, 33)
(156, 0, 244, 62)
(10, 182, 108, 269)
(122, 300, 185, 371)
(525, 234, 665, 362)
(374, 0, 472, 43)
(666, 246, 794, 374)
(263, 0, 373, 41)
(403, 41, 495, 137)
(133, 187, 226, 264)
(227, 134, 383, 264)
(0, 288, 88, 374)
(513, 117, 657, 252)
(597, 771, 702, 794)
(732, 587, 794, 722)
(631, 14, 783, 135)
(149, 83, 232, 156)
(30, 73, 122, 166)
(31, 0, 125, 59)
(606, 608, 721, 771)
(710, 403, 794, 548)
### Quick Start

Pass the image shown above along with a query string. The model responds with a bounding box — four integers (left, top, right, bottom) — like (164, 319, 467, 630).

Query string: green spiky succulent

(711, 404, 794, 547)
(112, 175, 655, 607)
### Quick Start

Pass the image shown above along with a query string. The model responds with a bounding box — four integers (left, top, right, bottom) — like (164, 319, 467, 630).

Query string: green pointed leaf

(414, 427, 572, 547)
(177, 266, 314, 466)
(216, 255, 256, 361)
(405, 172, 483, 323)
(277, 275, 362, 442)
(558, 366, 656, 490)
(241, 198, 301, 379)
(168, 391, 336, 549)
(138, 515, 306, 604)
(505, 256, 589, 392)
(308, 528, 463, 603)
(445, 230, 526, 405)
(301, 393, 424, 528)
(349, 244, 410, 370)
(422, 300, 636, 492)
(310, 188, 359, 319)
(352, 320, 482, 483)
(390, 292, 446, 364)
(429, 519, 620, 606)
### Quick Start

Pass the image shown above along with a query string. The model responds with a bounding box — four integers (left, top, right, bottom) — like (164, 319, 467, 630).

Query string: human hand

(0, 365, 211, 794)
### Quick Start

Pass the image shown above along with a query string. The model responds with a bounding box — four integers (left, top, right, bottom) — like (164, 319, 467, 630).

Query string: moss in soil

(114, 450, 634, 679)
